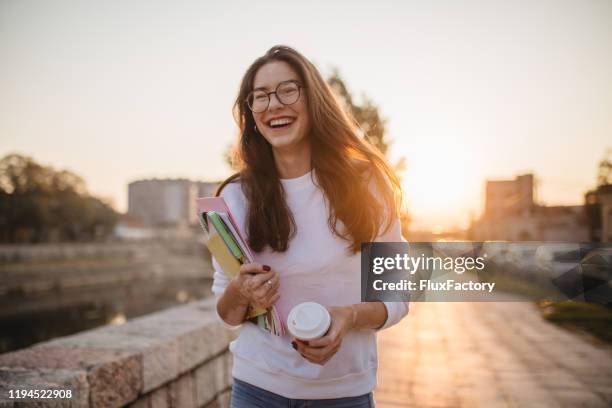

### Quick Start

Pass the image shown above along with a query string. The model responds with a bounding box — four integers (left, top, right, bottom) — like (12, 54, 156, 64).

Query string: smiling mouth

(267, 117, 295, 130)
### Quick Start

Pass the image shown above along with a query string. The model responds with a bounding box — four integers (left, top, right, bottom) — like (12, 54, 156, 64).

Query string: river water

(0, 276, 213, 353)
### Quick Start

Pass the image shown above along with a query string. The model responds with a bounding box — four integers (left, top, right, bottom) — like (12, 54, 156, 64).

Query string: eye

(279, 84, 298, 96)
(253, 91, 267, 101)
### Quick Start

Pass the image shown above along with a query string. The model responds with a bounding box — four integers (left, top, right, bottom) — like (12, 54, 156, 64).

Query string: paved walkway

(375, 302, 612, 408)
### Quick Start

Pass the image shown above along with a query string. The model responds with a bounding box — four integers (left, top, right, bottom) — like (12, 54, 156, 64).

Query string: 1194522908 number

(7, 389, 72, 399)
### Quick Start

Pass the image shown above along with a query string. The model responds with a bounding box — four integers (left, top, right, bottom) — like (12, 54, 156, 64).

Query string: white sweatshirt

(211, 170, 409, 399)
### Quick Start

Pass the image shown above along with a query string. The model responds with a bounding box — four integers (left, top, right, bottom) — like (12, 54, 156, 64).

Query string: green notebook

(207, 211, 246, 263)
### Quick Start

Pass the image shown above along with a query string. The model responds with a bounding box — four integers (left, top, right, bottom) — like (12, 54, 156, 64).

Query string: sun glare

(401, 137, 481, 231)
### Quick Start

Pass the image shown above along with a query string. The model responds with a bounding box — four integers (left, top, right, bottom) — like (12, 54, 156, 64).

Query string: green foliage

(327, 69, 406, 175)
(327, 70, 410, 231)
(0, 154, 118, 243)
(539, 300, 612, 344)
(597, 148, 612, 187)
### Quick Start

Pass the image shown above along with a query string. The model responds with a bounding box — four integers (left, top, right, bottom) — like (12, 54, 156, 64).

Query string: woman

(212, 45, 408, 408)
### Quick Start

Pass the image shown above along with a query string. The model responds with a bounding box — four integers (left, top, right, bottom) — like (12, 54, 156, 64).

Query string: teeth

(269, 118, 294, 127)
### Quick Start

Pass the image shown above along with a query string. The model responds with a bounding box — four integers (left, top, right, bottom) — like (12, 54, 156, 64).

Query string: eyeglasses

(246, 80, 303, 113)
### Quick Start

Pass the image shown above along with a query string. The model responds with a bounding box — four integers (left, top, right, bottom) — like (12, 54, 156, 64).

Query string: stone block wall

(0, 298, 236, 407)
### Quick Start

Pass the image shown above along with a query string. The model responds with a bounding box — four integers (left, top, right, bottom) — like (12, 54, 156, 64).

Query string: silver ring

(266, 279, 272, 286)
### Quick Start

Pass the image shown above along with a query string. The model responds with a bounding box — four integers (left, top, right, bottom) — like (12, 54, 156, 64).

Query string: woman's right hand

(234, 263, 280, 310)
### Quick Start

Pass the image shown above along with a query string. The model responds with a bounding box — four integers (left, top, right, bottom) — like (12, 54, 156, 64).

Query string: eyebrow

(252, 79, 299, 92)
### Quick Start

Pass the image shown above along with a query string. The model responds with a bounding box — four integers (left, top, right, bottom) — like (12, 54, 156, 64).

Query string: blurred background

(1, 0, 611, 406)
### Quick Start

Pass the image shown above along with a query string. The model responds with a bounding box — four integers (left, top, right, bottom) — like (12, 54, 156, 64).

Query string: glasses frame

(246, 80, 304, 113)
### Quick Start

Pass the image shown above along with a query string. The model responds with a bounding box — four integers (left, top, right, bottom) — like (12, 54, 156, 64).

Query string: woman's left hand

(293, 306, 355, 366)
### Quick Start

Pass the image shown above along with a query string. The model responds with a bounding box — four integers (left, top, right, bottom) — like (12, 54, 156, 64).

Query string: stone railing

(0, 298, 236, 407)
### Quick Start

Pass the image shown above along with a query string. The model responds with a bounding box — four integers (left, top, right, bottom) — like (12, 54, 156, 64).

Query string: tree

(0, 154, 118, 243)
(327, 69, 406, 175)
(597, 148, 612, 186)
(327, 70, 410, 233)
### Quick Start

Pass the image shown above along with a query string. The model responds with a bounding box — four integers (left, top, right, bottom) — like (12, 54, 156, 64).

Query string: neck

(273, 142, 312, 179)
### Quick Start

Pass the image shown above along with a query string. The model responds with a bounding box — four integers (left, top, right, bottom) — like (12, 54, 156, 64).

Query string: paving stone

(376, 302, 612, 408)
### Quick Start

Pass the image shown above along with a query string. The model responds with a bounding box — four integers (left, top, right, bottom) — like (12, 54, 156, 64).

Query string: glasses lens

(277, 82, 300, 105)
(248, 90, 268, 112)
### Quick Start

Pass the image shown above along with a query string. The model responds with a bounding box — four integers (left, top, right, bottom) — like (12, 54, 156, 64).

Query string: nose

(268, 92, 282, 110)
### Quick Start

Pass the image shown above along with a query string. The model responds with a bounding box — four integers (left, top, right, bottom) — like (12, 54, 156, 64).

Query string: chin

(264, 132, 306, 151)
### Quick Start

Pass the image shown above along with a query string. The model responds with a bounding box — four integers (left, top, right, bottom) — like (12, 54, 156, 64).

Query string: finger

(320, 350, 337, 365)
(253, 278, 280, 300)
(299, 352, 311, 362)
(261, 288, 281, 307)
(299, 350, 323, 365)
(251, 288, 276, 304)
(296, 344, 328, 365)
(244, 272, 274, 292)
(322, 345, 341, 365)
(295, 339, 331, 356)
(312, 343, 340, 365)
(239, 262, 265, 275)
(255, 292, 279, 309)
(251, 270, 279, 288)
(294, 340, 316, 358)
(301, 345, 333, 360)
(248, 271, 276, 290)
(269, 292, 281, 305)
(307, 334, 334, 348)
(253, 276, 279, 296)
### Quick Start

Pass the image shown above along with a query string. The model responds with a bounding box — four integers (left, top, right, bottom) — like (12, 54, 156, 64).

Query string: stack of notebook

(196, 197, 284, 336)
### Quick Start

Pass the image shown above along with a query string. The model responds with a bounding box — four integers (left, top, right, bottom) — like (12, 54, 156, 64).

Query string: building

(585, 184, 612, 242)
(470, 174, 589, 241)
(128, 179, 219, 228)
(484, 174, 534, 218)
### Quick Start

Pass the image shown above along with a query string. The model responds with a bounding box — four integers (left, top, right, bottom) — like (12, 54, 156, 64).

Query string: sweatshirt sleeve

(373, 199, 410, 331)
(380, 301, 409, 330)
(211, 257, 243, 330)
(209, 182, 245, 330)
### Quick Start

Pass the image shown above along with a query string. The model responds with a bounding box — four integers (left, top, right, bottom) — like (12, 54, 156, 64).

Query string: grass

(538, 300, 612, 344)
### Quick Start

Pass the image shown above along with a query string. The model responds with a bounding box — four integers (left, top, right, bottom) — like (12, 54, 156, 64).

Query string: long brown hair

(217, 45, 402, 253)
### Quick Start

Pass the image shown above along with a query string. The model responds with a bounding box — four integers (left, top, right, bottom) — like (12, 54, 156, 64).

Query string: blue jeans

(230, 378, 376, 408)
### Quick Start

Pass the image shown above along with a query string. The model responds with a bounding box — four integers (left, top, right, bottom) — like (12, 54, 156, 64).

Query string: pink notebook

(196, 197, 255, 261)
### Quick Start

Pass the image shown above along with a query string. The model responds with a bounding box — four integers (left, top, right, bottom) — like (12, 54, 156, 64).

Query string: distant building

(128, 179, 219, 228)
(484, 174, 534, 218)
(585, 184, 612, 242)
(470, 174, 589, 241)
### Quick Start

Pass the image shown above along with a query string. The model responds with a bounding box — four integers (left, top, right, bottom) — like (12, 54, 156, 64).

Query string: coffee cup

(287, 302, 331, 341)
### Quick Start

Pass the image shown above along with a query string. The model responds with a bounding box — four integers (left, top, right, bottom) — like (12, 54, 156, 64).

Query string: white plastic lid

(286, 302, 331, 340)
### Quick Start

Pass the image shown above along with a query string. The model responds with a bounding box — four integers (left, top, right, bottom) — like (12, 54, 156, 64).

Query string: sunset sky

(1, 0, 611, 231)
